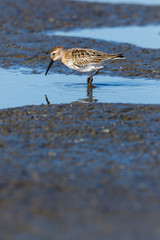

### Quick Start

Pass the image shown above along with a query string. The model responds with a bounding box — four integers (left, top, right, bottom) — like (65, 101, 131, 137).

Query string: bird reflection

(78, 85, 98, 103)
(45, 94, 50, 105)
(45, 84, 98, 105)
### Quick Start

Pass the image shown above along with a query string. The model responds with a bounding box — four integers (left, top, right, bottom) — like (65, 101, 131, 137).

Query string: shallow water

(1, 68, 160, 109)
(44, 25, 160, 49)
(74, 0, 160, 5)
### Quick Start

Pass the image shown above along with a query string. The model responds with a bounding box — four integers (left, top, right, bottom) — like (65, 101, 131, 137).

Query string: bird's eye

(52, 52, 55, 56)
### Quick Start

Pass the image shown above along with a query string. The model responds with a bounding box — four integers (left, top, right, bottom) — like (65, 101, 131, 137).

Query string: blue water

(74, 0, 160, 5)
(44, 25, 160, 49)
(1, 68, 160, 109)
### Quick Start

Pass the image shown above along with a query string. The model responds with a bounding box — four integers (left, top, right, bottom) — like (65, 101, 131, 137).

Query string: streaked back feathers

(62, 48, 124, 66)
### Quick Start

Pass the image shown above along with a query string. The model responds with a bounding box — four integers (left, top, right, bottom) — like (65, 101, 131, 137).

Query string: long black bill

(45, 59, 54, 76)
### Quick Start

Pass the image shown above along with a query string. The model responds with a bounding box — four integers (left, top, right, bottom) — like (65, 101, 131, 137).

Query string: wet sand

(1, 0, 160, 239)
(1, 103, 160, 239)
(0, 0, 160, 78)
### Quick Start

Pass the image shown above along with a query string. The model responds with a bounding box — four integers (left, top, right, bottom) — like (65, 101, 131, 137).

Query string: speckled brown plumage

(63, 48, 123, 66)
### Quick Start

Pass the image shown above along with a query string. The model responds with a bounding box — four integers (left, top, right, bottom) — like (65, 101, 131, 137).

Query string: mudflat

(1, 103, 160, 240)
(1, 0, 160, 239)
(1, 0, 160, 78)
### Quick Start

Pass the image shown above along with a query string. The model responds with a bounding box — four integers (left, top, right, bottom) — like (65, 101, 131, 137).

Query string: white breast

(64, 61, 104, 73)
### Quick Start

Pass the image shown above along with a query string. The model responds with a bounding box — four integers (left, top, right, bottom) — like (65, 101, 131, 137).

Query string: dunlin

(45, 46, 124, 85)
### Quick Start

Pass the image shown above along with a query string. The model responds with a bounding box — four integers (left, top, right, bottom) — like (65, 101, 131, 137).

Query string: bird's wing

(65, 48, 108, 66)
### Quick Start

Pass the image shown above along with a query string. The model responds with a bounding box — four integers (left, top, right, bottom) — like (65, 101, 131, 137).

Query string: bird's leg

(87, 70, 99, 85)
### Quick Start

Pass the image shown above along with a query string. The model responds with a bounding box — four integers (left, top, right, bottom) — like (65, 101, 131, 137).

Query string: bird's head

(45, 46, 66, 76)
